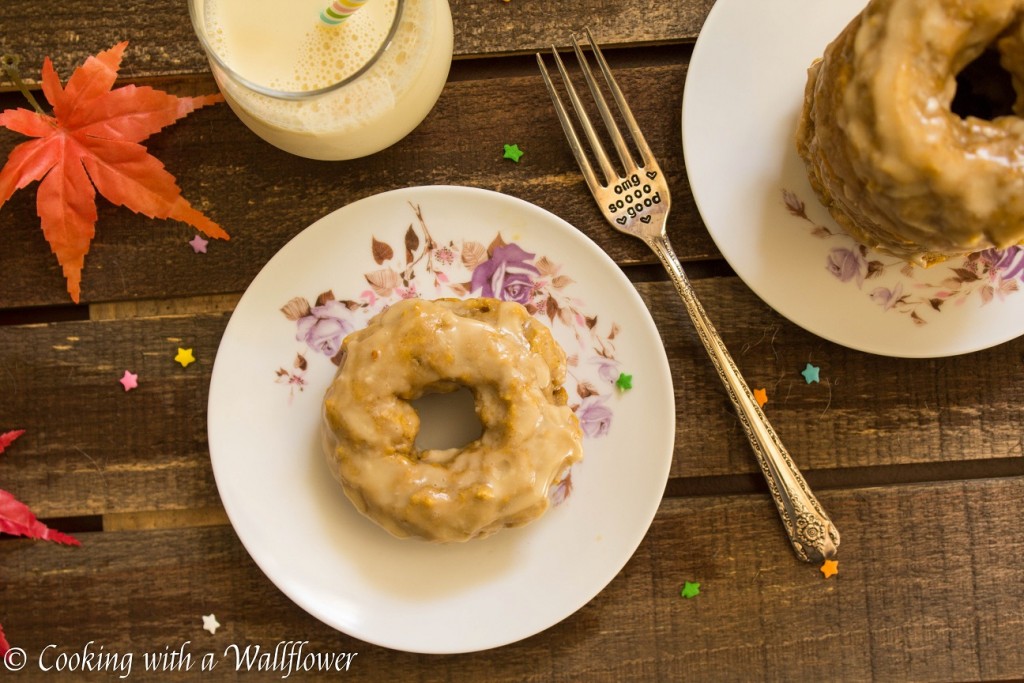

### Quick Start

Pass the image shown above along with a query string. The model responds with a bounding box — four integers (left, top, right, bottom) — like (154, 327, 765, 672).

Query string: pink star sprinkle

(119, 370, 139, 392)
(189, 235, 209, 254)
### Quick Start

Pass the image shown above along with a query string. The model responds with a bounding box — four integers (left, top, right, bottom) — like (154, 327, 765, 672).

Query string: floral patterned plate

(682, 0, 1024, 357)
(206, 186, 674, 654)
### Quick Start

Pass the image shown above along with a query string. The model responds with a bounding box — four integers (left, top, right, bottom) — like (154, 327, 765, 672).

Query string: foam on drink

(193, 0, 452, 158)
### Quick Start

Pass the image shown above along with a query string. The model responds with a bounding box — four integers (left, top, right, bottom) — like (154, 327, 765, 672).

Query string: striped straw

(320, 0, 368, 25)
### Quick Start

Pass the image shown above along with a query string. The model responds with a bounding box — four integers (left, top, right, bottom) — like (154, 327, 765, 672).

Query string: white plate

(207, 186, 675, 653)
(682, 0, 1024, 358)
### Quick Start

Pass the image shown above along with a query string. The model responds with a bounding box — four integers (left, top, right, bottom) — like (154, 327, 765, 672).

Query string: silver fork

(537, 29, 839, 563)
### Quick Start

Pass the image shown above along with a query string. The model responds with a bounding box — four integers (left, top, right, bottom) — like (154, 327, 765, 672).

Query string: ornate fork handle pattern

(646, 232, 839, 563)
(537, 28, 839, 563)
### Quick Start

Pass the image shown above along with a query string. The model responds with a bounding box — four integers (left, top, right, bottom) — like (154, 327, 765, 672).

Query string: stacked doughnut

(321, 297, 584, 542)
(796, 0, 1024, 265)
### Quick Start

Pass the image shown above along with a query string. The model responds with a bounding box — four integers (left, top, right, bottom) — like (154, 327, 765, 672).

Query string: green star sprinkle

(800, 363, 821, 384)
(680, 581, 701, 599)
(615, 372, 633, 390)
(502, 143, 525, 163)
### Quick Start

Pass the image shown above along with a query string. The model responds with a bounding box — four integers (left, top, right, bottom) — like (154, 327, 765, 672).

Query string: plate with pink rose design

(682, 0, 1024, 357)
(206, 185, 675, 654)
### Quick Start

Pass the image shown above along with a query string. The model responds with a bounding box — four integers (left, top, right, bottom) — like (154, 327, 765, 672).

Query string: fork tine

(583, 27, 655, 168)
(543, 47, 619, 186)
(571, 32, 638, 173)
(536, 52, 603, 194)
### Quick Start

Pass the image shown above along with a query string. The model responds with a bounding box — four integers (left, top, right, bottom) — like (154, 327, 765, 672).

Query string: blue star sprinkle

(801, 363, 821, 384)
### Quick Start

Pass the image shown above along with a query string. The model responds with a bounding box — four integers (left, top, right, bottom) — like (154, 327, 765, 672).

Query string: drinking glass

(188, 0, 454, 160)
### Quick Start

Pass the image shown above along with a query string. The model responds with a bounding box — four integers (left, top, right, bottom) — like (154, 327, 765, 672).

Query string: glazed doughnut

(796, 0, 1024, 265)
(320, 297, 584, 542)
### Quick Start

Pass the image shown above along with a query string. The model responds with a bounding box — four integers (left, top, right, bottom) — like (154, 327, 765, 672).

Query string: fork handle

(644, 233, 840, 563)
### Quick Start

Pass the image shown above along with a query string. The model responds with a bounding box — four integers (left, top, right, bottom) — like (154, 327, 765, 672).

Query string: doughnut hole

(952, 47, 1017, 120)
(410, 385, 484, 451)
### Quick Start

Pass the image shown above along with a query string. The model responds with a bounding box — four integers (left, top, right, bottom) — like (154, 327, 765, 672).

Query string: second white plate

(683, 0, 1024, 357)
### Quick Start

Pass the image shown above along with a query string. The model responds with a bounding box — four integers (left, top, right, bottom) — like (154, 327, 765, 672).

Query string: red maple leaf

(0, 41, 229, 302)
(0, 430, 79, 545)
(0, 429, 80, 655)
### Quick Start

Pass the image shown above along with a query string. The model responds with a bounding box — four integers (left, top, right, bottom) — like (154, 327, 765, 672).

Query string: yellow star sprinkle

(175, 347, 196, 368)
(820, 559, 839, 579)
(753, 387, 768, 408)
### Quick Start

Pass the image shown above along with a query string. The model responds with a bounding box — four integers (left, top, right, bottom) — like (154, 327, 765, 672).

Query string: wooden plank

(0, 0, 713, 87)
(0, 312, 230, 517)
(89, 294, 242, 321)
(102, 507, 230, 532)
(2, 278, 1022, 517)
(647, 280, 1024, 479)
(0, 60, 716, 308)
(0, 478, 1021, 680)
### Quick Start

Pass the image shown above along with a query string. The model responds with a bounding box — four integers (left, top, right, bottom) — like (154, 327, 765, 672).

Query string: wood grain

(645, 281, 1024, 478)
(1, 279, 1020, 518)
(0, 0, 712, 87)
(1, 4, 1021, 678)
(0, 60, 717, 308)
(1, 478, 1021, 681)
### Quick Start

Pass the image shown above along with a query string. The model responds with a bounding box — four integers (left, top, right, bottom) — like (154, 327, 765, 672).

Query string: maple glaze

(320, 298, 583, 542)
(797, 0, 1024, 264)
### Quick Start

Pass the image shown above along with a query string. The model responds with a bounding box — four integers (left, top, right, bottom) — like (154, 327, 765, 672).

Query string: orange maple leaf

(0, 41, 229, 303)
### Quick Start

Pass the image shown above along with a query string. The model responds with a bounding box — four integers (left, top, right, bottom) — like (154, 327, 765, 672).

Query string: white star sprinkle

(202, 613, 220, 634)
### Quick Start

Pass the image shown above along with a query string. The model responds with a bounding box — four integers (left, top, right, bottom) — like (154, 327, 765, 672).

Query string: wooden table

(1, 1, 1022, 680)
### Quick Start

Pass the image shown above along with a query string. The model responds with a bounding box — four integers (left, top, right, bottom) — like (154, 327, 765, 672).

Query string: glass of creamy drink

(188, 0, 453, 160)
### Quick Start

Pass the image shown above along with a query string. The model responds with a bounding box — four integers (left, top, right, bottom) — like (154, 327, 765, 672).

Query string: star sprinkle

(801, 363, 821, 384)
(753, 388, 768, 408)
(189, 234, 209, 254)
(202, 614, 220, 634)
(502, 143, 524, 163)
(680, 581, 701, 599)
(615, 372, 633, 391)
(119, 370, 138, 392)
(175, 347, 196, 368)
(820, 559, 839, 579)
